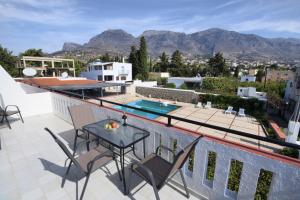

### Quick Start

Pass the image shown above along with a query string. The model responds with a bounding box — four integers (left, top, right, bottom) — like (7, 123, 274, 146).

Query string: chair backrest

(207, 101, 211, 106)
(170, 136, 202, 174)
(239, 108, 245, 113)
(68, 104, 96, 131)
(44, 128, 83, 171)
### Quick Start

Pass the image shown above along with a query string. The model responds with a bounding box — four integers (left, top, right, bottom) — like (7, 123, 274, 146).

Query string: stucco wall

(0, 66, 53, 117)
(51, 92, 300, 200)
(136, 86, 199, 103)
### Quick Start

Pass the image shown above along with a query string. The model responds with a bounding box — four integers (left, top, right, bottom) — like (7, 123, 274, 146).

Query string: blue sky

(1, 0, 300, 55)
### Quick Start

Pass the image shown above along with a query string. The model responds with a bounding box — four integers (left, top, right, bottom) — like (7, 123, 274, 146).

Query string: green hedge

(201, 77, 286, 98)
(199, 93, 265, 116)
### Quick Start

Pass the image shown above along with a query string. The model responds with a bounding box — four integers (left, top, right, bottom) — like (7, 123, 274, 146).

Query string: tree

(256, 69, 265, 82)
(234, 65, 240, 78)
(128, 46, 139, 79)
(171, 50, 183, 68)
(138, 36, 148, 80)
(101, 53, 111, 62)
(21, 48, 43, 57)
(159, 52, 169, 72)
(208, 52, 227, 77)
(0, 45, 18, 77)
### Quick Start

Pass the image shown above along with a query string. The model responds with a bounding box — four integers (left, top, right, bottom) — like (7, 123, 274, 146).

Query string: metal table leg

(120, 148, 127, 194)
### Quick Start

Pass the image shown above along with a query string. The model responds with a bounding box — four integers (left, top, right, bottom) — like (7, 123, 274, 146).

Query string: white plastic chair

(225, 106, 234, 114)
(195, 102, 202, 108)
(204, 101, 212, 109)
(238, 108, 246, 117)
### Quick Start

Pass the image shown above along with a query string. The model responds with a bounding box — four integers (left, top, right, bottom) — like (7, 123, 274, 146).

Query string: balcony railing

(51, 90, 300, 200)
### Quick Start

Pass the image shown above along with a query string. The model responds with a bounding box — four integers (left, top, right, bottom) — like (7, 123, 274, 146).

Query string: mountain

(59, 28, 300, 61)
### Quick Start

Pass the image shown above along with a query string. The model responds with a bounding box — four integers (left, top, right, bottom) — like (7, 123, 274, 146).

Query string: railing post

(100, 100, 103, 106)
(167, 116, 172, 127)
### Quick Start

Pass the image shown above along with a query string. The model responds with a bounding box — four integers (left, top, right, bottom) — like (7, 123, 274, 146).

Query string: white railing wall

(51, 92, 300, 200)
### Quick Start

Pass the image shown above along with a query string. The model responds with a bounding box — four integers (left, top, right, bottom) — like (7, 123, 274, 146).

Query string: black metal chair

(127, 136, 202, 200)
(45, 128, 121, 200)
(0, 105, 24, 129)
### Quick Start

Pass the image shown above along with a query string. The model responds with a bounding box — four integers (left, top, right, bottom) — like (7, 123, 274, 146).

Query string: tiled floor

(0, 114, 203, 200)
(98, 94, 282, 151)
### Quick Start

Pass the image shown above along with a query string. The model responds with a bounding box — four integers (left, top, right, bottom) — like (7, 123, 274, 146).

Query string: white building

(240, 75, 256, 82)
(237, 87, 267, 101)
(167, 77, 202, 88)
(80, 60, 132, 82)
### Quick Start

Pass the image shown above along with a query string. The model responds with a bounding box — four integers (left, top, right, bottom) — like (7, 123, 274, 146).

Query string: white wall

(52, 92, 300, 200)
(241, 76, 256, 82)
(0, 65, 53, 117)
(80, 62, 132, 82)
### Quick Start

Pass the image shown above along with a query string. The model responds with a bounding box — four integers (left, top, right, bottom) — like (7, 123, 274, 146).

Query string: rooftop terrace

(1, 88, 300, 200)
(1, 67, 300, 200)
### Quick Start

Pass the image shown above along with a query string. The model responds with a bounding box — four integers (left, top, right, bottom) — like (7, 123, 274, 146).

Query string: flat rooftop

(0, 114, 201, 200)
(96, 94, 281, 152)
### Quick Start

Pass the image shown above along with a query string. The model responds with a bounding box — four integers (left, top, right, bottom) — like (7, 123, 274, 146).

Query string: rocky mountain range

(59, 28, 300, 61)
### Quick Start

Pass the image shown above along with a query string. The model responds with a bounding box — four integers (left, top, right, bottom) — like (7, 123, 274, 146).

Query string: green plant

(199, 93, 266, 116)
(254, 170, 273, 200)
(180, 83, 188, 89)
(206, 152, 216, 181)
(165, 83, 176, 88)
(279, 147, 299, 158)
(227, 160, 243, 192)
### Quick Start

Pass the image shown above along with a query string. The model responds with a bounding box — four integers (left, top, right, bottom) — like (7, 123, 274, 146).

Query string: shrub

(199, 93, 265, 116)
(180, 83, 188, 89)
(165, 83, 176, 88)
(279, 147, 299, 158)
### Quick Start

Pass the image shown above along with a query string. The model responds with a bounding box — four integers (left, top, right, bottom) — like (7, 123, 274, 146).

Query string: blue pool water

(113, 100, 179, 119)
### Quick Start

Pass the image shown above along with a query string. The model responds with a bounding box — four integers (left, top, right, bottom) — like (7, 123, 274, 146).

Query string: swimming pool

(113, 99, 179, 119)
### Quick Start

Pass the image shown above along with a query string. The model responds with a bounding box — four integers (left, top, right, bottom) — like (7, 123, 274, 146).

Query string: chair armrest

(131, 161, 157, 187)
(155, 145, 175, 158)
(5, 105, 20, 112)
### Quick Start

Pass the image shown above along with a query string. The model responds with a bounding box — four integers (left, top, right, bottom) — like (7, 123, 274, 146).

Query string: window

(121, 76, 126, 80)
(104, 75, 113, 81)
(104, 65, 113, 70)
(116, 76, 119, 80)
(98, 76, 103, 81)
(94, 65, 102, 70)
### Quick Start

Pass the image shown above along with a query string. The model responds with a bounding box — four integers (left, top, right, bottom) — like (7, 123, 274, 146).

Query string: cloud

(215, 0, 243, 10)
(0, 0, 82, 25)
(231, 19, 300, 34)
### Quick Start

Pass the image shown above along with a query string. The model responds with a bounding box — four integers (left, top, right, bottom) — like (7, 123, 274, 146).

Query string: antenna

(22, 68, 37, 77)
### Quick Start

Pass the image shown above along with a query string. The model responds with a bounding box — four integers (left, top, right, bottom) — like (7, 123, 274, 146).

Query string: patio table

(82, 118, 150, 194)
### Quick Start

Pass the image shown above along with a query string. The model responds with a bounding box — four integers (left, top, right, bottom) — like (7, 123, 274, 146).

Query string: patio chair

(204, 101, 212, 109)
(238, 108, 246, 117)
(225, 106, 236, 114)
(0, 105, 24, 129)
(68, 104, 97, 151)
(127, 136, 202, 200)
(194, 102, 202, 108)
(44, 128, 121, 200)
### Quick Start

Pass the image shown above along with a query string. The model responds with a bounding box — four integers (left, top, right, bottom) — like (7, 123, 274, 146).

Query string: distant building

(265, 69, 294, 82)
(148, 72, 170, 80)
(167, 77, 202, 88)
(240, 75, 256, 82)
(80, 60, 132, 82)
(20, 56, 76, 77)
(237, 87, 267, 101)
(248, 69, 257, 76)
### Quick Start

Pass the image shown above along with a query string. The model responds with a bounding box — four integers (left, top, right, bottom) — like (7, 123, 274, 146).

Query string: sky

(1, 0, 300, 55)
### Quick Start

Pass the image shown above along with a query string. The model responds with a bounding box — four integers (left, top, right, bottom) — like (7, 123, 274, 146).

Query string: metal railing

(50, 88, 300, 151)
